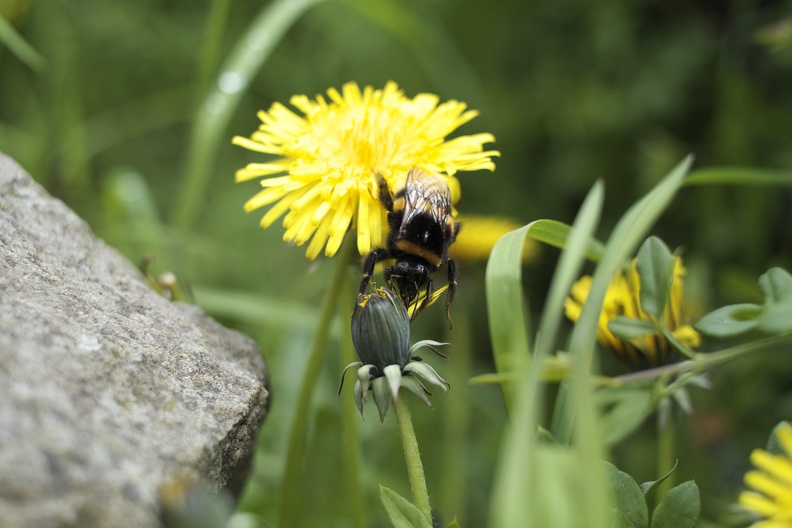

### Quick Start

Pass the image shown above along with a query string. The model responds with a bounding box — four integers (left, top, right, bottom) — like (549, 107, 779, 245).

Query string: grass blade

(489, 180, 604, 528)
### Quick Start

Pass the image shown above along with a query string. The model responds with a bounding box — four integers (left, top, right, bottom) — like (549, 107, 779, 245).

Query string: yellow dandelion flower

(739, 423, 792, 527)
(449, 215, 540, 263)
(564, 257, 700, 367)
(233, 81, 500, 260)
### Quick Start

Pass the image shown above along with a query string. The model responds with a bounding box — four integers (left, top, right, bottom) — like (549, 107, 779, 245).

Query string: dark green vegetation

(2, 1, 792, 526)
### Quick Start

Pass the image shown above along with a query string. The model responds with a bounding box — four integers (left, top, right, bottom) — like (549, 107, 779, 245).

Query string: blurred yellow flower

(739, 423, 792, 527)
(564, 257, 700, 367)
(449, 215, 540, 263)
(233, 81, 499, 260)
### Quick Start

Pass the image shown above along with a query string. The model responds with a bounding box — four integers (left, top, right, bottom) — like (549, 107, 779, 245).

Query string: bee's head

(391, 261, 429, 310)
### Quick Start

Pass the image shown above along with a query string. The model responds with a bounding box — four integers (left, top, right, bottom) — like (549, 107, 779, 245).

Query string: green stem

(279, 238, 354, 527)
(606, 333, 792, 386)
(338, 267, 366, 528)
(656, 413, 676, 502)
(393, 394, 432, 523)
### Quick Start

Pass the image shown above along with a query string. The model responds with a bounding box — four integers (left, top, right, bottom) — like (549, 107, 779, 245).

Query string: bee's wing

(400, 168, 452, 232)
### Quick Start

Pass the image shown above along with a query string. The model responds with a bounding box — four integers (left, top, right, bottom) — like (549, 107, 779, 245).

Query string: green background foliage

(3, 0, 792, 526)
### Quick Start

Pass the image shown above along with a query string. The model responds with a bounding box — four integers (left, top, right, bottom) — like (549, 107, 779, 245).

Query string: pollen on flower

(233, 81, 500, 259)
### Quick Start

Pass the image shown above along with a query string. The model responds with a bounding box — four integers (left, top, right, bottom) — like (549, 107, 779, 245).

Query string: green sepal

(636, 237, 675, 318)
(650, 481, 700, 528)
(338, 361, 363, 396)
(604, 461, 648, 528)
(694, 303, 762, 337)
(403, 362, 450, 393)
(446, 518, 461, 528)
(372, 377, 392, 423)
(765, 421, 792, 456)
(379, 486, 432, 528)
(384, 364, 403, 400)
(357, 365, 376, 404)
(400, 376, 434, 409)
(409, 339, 450, 359)
(353, 380, 364, 417)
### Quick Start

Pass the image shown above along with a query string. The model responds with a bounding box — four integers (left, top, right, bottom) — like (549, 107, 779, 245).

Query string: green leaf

(379, 486, 432, 528)
(685, 167, 792, 186)
(446, 519, 461, 528)
(650, 481, 700, 528)
(597, 390, 653, 446)
(759, 267, 792, 304)
(640, 461, 679, 496)
(489, 181, 606, 528)
(694, 303, 763, 337)
(604, 462, 649, 528)
(611, 509, 639, 528)
(636, 237, 675, 317)
(759, 301, 792, 335)
(485, 225, 533, 411)
(554, 155, 693, 444)
(608, 317, 659, 340)
(766, 421, 792, 456)
(521, 219, 606, 263)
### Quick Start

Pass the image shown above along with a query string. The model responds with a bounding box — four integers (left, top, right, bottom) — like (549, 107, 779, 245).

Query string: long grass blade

(172, 0, 328, 231)
(489, 180, 604, 527)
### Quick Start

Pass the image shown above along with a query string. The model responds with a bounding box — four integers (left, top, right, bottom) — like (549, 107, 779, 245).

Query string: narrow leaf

(635, 237, 674, 317)
(758, 267, 792, 304)
(650, 481, 700, 528)
(522, 219, 606, 262)
(489, 181, 605, 528)
(485, 225, 532, 411)
(694, 303, 762, 337)
(0, 15, 47, 72)
(379, 486, 433, 528)
(685, 167, 792, 186)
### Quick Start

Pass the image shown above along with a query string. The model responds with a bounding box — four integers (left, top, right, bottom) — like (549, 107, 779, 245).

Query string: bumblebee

(358, 167, 460, 325)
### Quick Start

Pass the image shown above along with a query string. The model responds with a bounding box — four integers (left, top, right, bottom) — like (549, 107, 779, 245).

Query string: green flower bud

(351, 288, 411, 370)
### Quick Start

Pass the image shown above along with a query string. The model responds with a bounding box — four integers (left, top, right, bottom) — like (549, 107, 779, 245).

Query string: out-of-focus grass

(3, 0, 792, 525)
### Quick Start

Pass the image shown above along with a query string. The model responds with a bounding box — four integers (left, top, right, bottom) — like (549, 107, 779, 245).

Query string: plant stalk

(279, 238, 354, 527)
(393, 394, 432, 523)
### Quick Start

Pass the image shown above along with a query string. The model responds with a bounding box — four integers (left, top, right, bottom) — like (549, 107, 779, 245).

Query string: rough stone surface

(0, 153, 270, 527)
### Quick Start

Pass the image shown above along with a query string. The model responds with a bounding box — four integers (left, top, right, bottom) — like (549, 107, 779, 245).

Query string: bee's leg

(411, 279, 434, 322)
(359, 248, 389, 296)
(375, 172, 394, 212)
(383, 264, 395, 290)
(445, 259, 459, 328)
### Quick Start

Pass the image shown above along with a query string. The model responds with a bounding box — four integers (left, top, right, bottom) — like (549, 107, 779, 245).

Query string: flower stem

(338, 267, 366, 528)
(656, 413, 676, 501)
(393, 393, 432, 523)
(279, 238, 354, 527)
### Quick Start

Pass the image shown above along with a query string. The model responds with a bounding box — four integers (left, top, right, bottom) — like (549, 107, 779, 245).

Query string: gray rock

(0, 153, 269, 527)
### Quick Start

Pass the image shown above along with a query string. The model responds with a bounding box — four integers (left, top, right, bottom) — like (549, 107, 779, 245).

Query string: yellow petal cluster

(233, 81, 499, 259)
(564, 257, 700, 366)
(740, 423, 792, 527)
